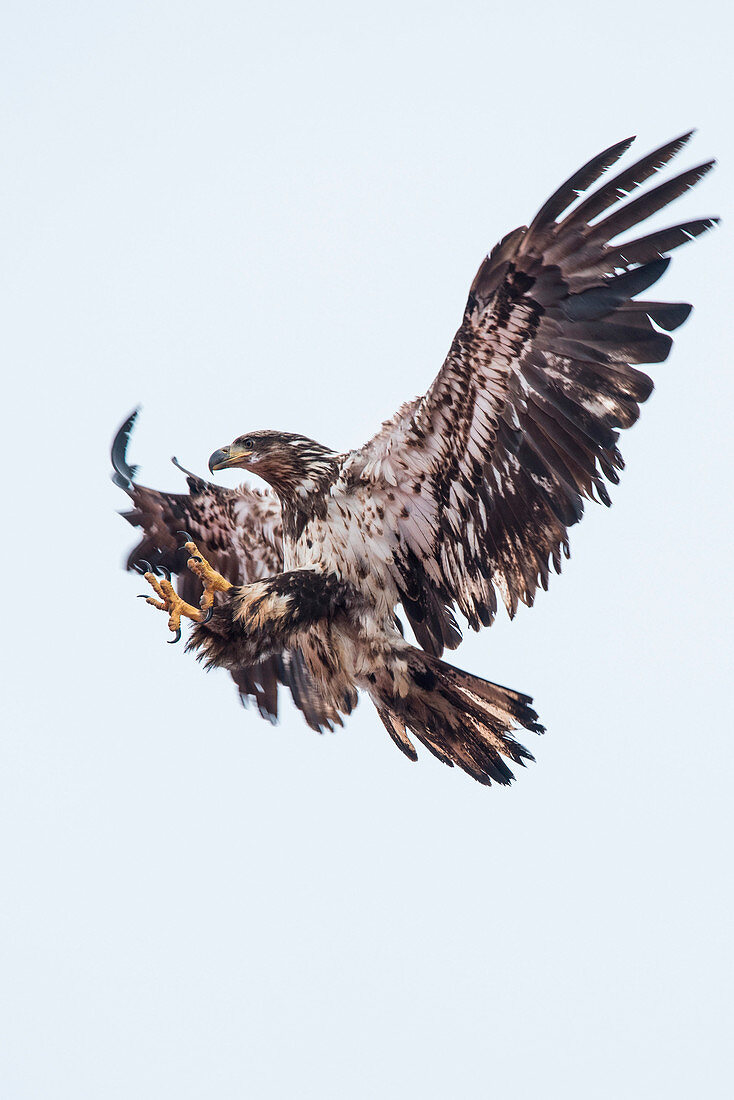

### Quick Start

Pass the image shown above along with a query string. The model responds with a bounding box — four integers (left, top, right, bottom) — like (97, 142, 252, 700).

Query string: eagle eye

(241, 437, 254, 450)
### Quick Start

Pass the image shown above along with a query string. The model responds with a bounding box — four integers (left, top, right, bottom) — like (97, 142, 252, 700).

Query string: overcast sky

(1, 2, 732, 1098)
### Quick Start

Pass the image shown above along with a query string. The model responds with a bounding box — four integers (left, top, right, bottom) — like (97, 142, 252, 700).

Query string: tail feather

(376, 708, 418, 762)
(372, 650, 544, 787)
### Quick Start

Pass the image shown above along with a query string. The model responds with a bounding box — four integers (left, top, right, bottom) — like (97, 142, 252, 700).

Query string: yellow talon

(141, 570, 204, 636)
(183, 541, 232, 612)
(137, 539, 231, 641)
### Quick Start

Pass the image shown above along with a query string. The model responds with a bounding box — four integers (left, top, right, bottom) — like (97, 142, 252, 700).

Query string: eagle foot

(137, 539, 232, 643)
(139, 569, 207, 643)
(181, 540, 232, 614)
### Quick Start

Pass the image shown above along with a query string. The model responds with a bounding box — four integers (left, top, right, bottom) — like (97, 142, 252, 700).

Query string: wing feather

(349, 135, 716, 652)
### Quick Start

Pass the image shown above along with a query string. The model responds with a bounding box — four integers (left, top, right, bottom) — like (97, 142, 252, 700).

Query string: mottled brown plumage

(114, 132, 716, 785)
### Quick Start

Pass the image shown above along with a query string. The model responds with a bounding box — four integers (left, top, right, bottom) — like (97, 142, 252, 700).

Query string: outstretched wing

(112, 410, 346, 731)
(351, 133, 717, 654)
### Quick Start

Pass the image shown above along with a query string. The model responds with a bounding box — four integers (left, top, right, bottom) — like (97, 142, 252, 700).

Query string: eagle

(113, 132, 716, 787)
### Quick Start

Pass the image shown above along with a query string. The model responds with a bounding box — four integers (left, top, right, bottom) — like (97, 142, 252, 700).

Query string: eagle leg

(182, 540, 233, 613)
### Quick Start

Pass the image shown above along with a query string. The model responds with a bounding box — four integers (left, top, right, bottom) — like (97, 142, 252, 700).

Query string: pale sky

(2, 2, 732, 1098)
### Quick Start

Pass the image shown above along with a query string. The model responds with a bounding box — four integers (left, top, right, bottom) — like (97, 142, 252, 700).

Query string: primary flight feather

(114, 132, 717, 786)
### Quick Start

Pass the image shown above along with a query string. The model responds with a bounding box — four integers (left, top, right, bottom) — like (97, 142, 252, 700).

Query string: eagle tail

(373, 650, 544, 786)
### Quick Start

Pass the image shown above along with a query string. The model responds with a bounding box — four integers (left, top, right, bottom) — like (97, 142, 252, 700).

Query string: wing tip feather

(111, 406, 142, 489)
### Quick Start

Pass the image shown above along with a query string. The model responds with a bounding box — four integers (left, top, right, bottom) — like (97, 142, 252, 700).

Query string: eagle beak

(209, 442, 255, 473)
(208, 446, 234, 473)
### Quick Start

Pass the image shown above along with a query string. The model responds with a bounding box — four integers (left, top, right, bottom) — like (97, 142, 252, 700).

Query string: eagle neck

(271, 452, 340, 543)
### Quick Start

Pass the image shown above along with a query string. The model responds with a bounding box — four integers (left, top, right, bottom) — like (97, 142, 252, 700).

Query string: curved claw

(176, 530, 193, 545)
(149, 548, 165, 574)
(200, 607, 213, 624)
(158, 564, 171, 581)
(137, 593, 150, 599)
(167, 627, 182, 644)
(133, 558, 153, 575)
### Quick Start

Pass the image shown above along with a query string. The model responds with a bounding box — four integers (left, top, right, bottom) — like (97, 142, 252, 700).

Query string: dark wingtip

(111, 407, 141, 489)
(171, 454, 217, 493)
(528, 135, 637, 235)
(171, 455, 196, 478)
(646, 254, 672, 280)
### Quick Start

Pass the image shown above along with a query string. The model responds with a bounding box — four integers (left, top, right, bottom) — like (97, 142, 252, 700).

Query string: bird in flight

(114, 132, 716, 786)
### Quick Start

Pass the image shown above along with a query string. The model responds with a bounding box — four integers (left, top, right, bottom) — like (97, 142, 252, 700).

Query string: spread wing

(352, 133, 717, 655)
(112, 410, 346, 731)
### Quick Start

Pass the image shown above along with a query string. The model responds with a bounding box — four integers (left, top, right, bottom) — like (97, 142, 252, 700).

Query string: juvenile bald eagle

(114, 132, 716, 786)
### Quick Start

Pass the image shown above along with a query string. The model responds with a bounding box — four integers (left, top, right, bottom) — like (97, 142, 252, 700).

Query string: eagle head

(208, 430, 339, 500)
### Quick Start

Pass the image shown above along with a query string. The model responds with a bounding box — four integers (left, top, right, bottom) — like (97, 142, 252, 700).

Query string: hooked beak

(208, 447, 230, 473)
(208, 444, 250, 473)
